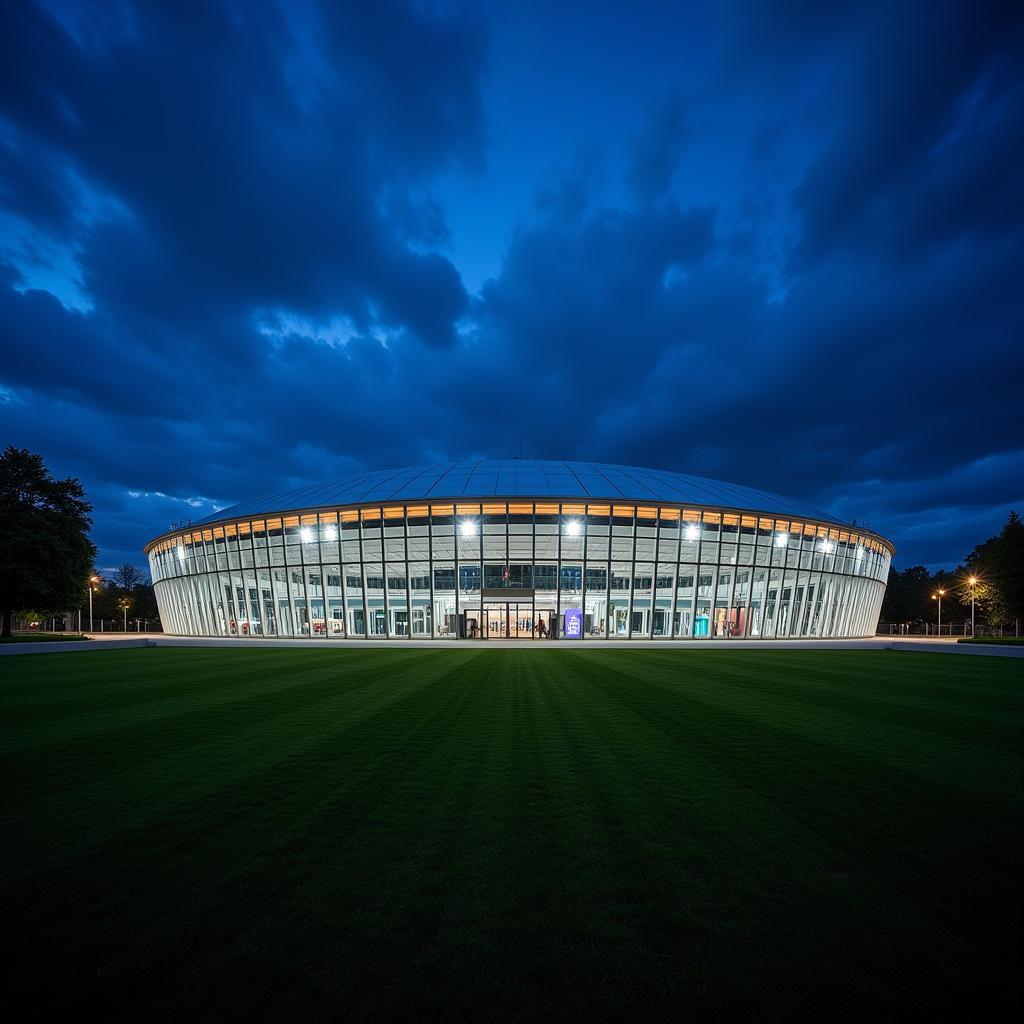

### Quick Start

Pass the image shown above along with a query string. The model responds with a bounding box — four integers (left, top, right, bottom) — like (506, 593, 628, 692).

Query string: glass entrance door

(485, 603, 507, 638)
(510, 604, 534, 638)
(483, 602, 537, 638)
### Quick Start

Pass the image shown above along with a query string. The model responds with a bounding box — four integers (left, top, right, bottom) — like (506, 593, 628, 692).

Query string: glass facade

(147, 501, 891, 639)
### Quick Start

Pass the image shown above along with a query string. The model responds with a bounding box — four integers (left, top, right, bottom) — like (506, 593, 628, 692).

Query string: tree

(929, 568, 963, 621)
(0, 447, 96, 637)
(129, 583, 160, 626)
(880, 565, 934, 624)
(113, 562, 145, 592)
(967, 510, 1024, 626)
(956, 575, 989, 606)
(91, 575, 128, 624)
(985, 587, 1012, 629)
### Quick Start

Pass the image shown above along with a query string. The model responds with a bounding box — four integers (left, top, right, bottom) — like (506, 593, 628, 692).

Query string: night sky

(1, 1, 1021, 575)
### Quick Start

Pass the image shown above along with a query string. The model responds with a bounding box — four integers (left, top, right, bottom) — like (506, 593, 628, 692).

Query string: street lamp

(88, 575, 100, 632)
(967, 575, 979, 637)
(932, 588, 945, 637)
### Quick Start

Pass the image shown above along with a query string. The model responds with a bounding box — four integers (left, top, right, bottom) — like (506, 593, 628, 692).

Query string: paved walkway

(3, 634, 1023, 658)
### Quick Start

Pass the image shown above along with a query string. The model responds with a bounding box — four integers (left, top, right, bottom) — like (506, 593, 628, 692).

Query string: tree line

(880, 511, 1024, 628)
(86, 563, 161, 630)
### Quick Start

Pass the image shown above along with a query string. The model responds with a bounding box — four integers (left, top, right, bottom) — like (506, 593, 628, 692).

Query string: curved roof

(195, 459, 848, 527)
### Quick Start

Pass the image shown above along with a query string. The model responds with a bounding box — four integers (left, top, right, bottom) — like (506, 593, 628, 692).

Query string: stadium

(145, 459, 893, 640)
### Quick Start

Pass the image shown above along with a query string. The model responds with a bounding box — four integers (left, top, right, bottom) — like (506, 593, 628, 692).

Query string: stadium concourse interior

(146, 500, 891, 641)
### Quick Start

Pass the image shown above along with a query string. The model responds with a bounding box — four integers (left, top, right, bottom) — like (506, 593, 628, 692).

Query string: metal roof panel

(192, 459, 848, 527)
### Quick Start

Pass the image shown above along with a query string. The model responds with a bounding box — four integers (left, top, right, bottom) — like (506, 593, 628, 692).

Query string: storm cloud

(1, 0, 1020, 571)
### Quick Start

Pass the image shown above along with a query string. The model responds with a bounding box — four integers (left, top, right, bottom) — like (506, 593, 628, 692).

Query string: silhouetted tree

(881, 565, 934, 624)
(0, 447, 95, 637)
(113, 562, 145, 592)
(130, 583, 160, 626)
(966, 511, 1024, 628)
(90, 577, 119, 623)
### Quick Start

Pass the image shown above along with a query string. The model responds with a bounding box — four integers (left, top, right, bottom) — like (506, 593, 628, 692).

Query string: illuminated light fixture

(565, 519, 582, 537)
(300, 526, 315, 544)
(775, 532, 789, 547)
(459, 519, 478, 537)
(684, 524, 700, 541)
(820, 540, 835, 553)
(176, 545, 186, 560)
(323, 524, 338, 542)
(856, 545, 865, 559)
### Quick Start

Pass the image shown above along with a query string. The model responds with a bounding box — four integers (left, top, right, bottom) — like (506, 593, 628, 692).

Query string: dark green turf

(958, 636, 1024, 645)
(1, 649, 1021, 1020)
(0, 632, 86, 643)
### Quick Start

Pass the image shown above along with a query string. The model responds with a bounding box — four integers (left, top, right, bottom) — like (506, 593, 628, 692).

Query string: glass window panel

(483, 564, 506, 589)
(459, 565, 481, 593)
(534, 564, 557, 592)
(508, 531, 533, 560)
(407, 533, 430, 561)
(560, 564, 582, 594)
(483, 529, 506, 560)
(534, 523, 558, 559)
(408, 562, 430, 592)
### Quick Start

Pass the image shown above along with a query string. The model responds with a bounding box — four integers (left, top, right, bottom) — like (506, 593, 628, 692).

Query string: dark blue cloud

(0, 0, 1020, 574)
(627, 96, 689, 204)
(785, 2, 1024, 267)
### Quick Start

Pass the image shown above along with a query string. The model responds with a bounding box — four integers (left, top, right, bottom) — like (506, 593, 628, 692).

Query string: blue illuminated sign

(564, 607, 583, 638)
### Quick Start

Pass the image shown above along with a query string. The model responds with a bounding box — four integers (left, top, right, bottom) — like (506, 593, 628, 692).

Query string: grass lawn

(0, 632, 87, 643)
(958, 636, 1024, 645)
(1, 649, 1021, 1019)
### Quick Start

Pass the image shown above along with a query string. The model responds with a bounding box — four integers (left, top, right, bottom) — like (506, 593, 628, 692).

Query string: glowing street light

(967, 575, 980, 637)
(932, 588, 946, 637)
(88, 575, 100, 632)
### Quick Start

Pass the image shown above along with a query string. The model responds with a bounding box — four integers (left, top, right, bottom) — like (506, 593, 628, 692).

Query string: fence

(13, 615, 161, 634)
(878, 621, 1021, 638)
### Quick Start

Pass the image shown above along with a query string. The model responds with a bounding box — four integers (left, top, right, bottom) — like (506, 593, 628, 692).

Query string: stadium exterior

(145, 460, 893, 640)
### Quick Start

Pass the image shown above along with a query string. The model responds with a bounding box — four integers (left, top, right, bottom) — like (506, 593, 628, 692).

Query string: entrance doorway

(484, 601, 530, 638)
(482, 602, 555, 638)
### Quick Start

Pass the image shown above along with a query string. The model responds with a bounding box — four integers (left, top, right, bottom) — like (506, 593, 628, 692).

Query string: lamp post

(88, 575, 99, 632)
(958, 573, 983, 634)
(932, 588, 945, 637)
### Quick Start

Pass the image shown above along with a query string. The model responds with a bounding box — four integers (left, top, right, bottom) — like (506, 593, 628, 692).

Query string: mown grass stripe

(1, 648, 1019, 1020)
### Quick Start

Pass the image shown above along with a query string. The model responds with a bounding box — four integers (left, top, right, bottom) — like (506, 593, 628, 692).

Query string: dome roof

(196, 459, 846, 526)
